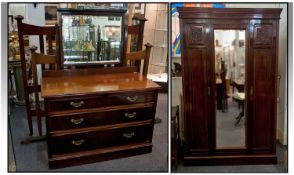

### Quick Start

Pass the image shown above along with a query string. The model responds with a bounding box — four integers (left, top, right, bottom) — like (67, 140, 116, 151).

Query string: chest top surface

(41, 71, 160, 98)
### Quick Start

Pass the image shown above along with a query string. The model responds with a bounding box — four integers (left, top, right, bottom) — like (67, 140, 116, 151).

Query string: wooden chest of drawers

(42, 70, 161, 169)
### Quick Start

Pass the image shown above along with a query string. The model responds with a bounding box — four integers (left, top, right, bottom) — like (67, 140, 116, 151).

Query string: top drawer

(47, 91, 156, 112)
(109, 92, 155, 105)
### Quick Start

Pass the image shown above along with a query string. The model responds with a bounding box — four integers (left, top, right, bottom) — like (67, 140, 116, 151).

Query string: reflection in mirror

(62, 15, 122, 65)
(214, 30, 246, 149)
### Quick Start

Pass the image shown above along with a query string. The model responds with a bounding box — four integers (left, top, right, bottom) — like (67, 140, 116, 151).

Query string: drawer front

(48, 96, 106, 112)
(109, 92, 155, 105)
(47, 92, 156, 112)
(48, 107, 155, 131)
(49, 124, 153, 155)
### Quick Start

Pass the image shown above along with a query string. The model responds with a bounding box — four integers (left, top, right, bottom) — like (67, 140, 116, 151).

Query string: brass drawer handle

(126, 96, 138, 102)
(123, 132, 135, 139)
(70, 101, 84, 108)
(70, 118, 84, 125)
(124, 112, 137, 118)
(71, 139, 85, 146)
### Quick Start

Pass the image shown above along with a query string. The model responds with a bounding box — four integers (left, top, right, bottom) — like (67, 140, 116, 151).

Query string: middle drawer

(48, 107, 154, 131)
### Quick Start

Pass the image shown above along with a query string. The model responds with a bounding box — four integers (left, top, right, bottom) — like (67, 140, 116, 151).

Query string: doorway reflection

(214, 30, 246, 148)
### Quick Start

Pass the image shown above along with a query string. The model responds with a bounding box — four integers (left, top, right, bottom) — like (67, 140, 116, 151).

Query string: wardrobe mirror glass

(214, 30, 246, 149)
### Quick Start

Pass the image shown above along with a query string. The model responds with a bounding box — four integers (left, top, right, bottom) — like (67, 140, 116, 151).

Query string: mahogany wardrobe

(178, 8, 282, 165)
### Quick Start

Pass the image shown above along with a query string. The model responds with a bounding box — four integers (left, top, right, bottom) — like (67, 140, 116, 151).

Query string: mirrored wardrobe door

(214, 29, 246, 149)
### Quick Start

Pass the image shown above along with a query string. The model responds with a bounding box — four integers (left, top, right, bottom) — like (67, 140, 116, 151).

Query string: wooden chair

(124, 14, 147, 71)
(125, 43, 152, 76)
(125, 43, 162, 124)
(30, 46, 59, 136)
(15, 15, 60, 137)
(128, 14, 147, 52)
(233, 92, 245, 126)
(125, 15, 163, 123)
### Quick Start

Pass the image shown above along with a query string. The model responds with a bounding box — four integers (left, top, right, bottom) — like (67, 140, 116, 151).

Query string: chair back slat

(39, 35, 44, 53)
(48, 36, 53, 54)
(125, 43, 152, 76)
(128, 25, 140, 35)
(32, 52, 58, 65)
(124, 14, 147, 67)
(125, 50, 146, 61)
(39, 35, 45, 70)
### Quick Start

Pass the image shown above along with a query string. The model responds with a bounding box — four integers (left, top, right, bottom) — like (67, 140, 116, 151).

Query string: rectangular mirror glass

(214, 30, 246, 148)
(62, 15, 122, 66)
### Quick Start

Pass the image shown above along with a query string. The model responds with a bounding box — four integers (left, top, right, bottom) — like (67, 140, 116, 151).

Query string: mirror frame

(57, 8, 127, 69)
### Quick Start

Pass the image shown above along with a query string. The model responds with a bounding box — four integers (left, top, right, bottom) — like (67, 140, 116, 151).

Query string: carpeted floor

(8, 93, 168, 172)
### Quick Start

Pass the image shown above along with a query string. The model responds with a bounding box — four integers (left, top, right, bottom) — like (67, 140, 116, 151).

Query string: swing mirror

(61, 15, 123, 66)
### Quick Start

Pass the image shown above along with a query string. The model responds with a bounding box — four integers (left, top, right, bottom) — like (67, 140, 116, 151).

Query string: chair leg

(21, 114, 46, 144)
(37, 115, 42, 136)
(21, 135, 46, 144)
(235, 111, 244, 126)
(226, 99, 228, 111)
(27, 113, 33, 136)
(222, 99, 225, 112)
(222, 98, 228, 112)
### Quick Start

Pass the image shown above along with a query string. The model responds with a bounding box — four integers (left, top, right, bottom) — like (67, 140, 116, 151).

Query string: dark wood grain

(178, 8, 282, 19)
(180, 18, 211, 155)
(49, 122, 153, 155)
(184, 154, 277, 166)
(41, 72, 161, 98)
(48, 142, 153, 169)
(43, 70, 160, 169)
(42, 66, 138, 77)
(251, 20, 278, 154)
(178, 7, 281, 165)
(48, 106, 154, 131)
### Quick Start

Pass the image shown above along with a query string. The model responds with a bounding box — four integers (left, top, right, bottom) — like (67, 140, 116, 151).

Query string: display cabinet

(57, 8, 127, 68)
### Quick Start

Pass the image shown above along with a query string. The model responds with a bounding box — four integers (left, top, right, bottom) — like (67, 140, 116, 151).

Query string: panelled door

(250, 20, 278, 154)
(180, 19, 212, 155)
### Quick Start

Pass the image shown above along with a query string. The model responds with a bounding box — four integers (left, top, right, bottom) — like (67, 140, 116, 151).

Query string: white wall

(144, 4, 168, 75)
(26, 3, 45, 50)
(8, 4, 27, 22)
(26, 4, 45, 84)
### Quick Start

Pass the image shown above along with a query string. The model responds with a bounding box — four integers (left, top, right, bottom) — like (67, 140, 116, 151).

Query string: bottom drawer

(49, 124, 153, 155)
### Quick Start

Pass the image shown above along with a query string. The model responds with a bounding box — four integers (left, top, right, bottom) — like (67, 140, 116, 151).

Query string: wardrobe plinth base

(184, 154, 277, 166)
